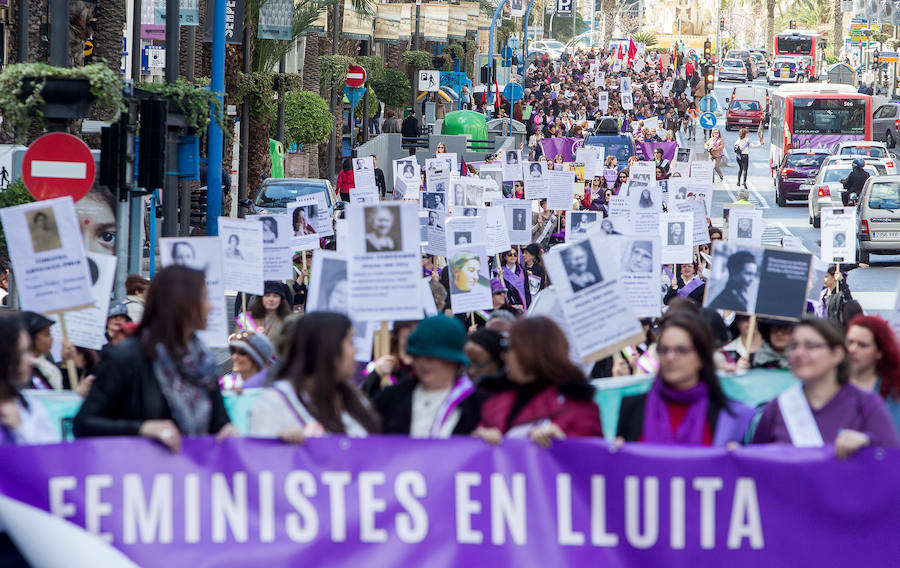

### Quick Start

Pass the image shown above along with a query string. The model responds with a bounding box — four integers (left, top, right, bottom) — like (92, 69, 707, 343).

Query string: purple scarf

(502, 264, 528, 308)
(676, 278, 704, 298)
(642, 377, 709, 445)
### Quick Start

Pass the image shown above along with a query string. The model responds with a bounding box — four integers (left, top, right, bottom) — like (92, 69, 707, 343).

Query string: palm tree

(767, 0, 776, 55)
(832, 0, 843, 59)
(93, 0, 126, 75)
(302, 33, 321, 177)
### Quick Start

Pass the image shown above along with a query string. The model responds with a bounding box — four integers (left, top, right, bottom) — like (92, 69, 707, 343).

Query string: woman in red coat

(473, 316, 603, 447)
(335, 158, 355, 201)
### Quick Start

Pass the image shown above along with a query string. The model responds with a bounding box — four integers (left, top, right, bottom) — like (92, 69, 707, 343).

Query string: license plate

(874, 232, 900, 239)
(739, 119, 752, 123)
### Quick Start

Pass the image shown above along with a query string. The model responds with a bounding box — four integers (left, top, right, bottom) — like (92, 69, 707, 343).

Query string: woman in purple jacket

(752, 318, 900, 458)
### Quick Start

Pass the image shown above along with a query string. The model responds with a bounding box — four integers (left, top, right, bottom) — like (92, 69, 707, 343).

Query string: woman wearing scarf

(248, 313, 380, 442)
(499, 249, 531, 310)
(617, 313, 754, 446)
(663, 261, 706, 305)
(375, 315, 484, 437)
(74, 266, 236, 452)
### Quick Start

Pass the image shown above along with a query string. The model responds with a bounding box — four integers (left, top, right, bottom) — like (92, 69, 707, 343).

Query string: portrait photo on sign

(561, 241, 603, 293)
(289, 202, 317, 236)
(454, 231, 472, 245)
(667, 221, 685, 245)
(426, 209, 444, 229)
(258, 216, 279, 243)
(169, 240, 203, 270)
(447, 249, 490, 296)
(462, 207, 479, 217)
(511, 207, 527, 231)
(566, 211, 598, 242)
(621, 239, 655, 273)
(452, 183, 467, 207)
(704, 242, 763, 314)
(505, 150, 520, 165)
(26, 207, 63, 253)
(314, 256, 349, 313)
(465, 183, 484, 207)
(364, 205, 403, 253)
(422, 192, 447, 212)
(224, 233, 244, 259)
(528, 161, 544, 179)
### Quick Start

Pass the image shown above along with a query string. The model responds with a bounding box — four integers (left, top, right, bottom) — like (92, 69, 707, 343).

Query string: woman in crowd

(499, 249, 531, 310)
(704, 128, 725, 182)
(685, 102, 699, 141)
(846, 315, 900, 434)
(123, 274, 151, 323)
(817, 266, 853, 324)
(617, 313, 755, 445)
(362, 321, 417, 398)
(335, 158, 355, 201)
(473, 316, 603, 446)
(464, 328, 506, 382)
(613, 169, 629, 193)
(248, 313, 379, 441)
(663, 261, 706, 305)
(22, 311, 63, 390)
(752, 318, 900, 458)
(521, 243, 547, 295)
(720, 314, 762, 371)
(735, 127, 751, 188)
(375, 315, 483, 437)
(750, 320, 793, 370)
(74, 266, 236, 452)
(247, 281, 293, 340)
(219, 330, 275, 390)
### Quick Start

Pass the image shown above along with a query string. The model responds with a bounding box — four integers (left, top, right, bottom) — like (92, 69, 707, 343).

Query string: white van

(728, 85, 771, 125)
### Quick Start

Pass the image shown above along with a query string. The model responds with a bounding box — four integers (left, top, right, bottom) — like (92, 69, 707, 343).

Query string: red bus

(769, 84, 872, 168)
(774, 30, 825, 78)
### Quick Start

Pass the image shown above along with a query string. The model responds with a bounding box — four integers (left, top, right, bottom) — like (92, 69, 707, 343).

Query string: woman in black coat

(74, 266, 236, 451)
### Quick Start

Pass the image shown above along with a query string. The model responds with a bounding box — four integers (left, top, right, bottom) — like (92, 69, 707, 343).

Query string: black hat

(22, 311, 54, 336)
(466, 328, 506, 366)
(263, 281, 293, 307)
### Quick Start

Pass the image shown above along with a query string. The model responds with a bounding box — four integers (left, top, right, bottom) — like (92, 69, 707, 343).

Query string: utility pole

(17, 0, 28, 63)
(276, 55, 286, 143)
(238, 24, 250, 214)
(207, 0, 225, 236)
(326, 0, 340, 183)
(48, 0, 67, 66)
(714, 0, 720, 63)
(162, 0, 180, 237)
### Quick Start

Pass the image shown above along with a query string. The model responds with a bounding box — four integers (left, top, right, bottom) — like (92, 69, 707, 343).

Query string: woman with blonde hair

(704, 128, 725, 182)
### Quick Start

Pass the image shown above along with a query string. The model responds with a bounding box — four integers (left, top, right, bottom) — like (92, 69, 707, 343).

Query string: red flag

(628, 38, 638, 60)
(617, 44, 624, 60)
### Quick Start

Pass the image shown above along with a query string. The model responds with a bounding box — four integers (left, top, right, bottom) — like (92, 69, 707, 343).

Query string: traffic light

(138, 98, 167, 190)
(719, 17, 725, 31)
(789, 19, 796, 29)
(875, 53, 881, 65)
(705, 65, 715, 91)
(704, 39, 711, 59)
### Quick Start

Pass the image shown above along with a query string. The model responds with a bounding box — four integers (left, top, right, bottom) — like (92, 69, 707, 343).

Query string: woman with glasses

(499, 249, 531, 310)
(614, 169, 629, 193)
(617, 313, 754, 446)
(751, 318, 900, 458)
(219, 330, 274, 390)
(435, 142, 447, 154)
(750, 319, 793, 370)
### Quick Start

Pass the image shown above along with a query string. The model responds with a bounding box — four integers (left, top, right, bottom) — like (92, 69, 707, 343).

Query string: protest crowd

(2, 44, 900, 565)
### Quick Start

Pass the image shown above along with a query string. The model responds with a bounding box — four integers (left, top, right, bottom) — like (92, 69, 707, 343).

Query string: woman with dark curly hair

(846, 314, 900, 435)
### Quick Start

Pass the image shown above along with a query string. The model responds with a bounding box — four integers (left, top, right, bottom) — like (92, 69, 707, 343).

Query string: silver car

(719, 59, 747, 82)
(872, 104, 900, 149)
(805, 162, 878, 227)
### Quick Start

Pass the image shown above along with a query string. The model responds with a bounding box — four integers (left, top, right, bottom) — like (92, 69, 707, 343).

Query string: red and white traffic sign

(22, 133, 96, 202)
(346, 65, 367, 88)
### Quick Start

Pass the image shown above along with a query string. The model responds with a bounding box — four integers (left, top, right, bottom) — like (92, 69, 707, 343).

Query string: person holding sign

(500, 249, 531, 309)
(376, 315, 482, 438)
(663, 261, 706, 305)
(617, 313, 754, 446)
(248, 313, 380, 442)
(73, 266, 237, 452)
(752, 318, 900, 458)
(816, 266, 853, 324)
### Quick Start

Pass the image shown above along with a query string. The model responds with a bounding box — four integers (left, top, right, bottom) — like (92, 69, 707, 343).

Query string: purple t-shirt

(752, 384, 900, 448)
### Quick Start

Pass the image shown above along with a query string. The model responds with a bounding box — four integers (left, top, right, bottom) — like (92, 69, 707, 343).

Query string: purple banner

(2, 437, 900, 566)
(792, 134, 863, 153)
(635, 141, 678, 162)
(540, 137, 582, 162)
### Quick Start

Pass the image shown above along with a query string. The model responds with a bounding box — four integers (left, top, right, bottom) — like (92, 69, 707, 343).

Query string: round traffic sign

(699, 95, 718, 113)
(22, 133, 96, 202)
(502, 82, 524, 103)
(345, 65, 367, 88)
(699, 112, 717, 130)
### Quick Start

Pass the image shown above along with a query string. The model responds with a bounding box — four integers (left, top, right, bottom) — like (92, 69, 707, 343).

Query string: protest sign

(661, 212, 693, 264)
(820, 207, 856, 263)
(628, 181, 661, 236)
(464, 179, 485, 207)
(575, 146, 604, 180)
(352, 156, 376, 188)
(704, 242, 813, 319)
(450, 181, 468, 210)
(620, 92, 633, 110)
(393, 158, 420, 199)
(47, 252, 116, 351)
(422, 191, 448, 212)
(690, 160, 713, 183)
(727, 208, 763, 247)
(435, 153, 457, 174)
(614, 235, 662, 318)
(597, 90, 609, 112)
(422, 209, 447, 256)
(4, 436, 900, 567)
(425, 158, 450, 193)
(674, 200, 710, 246)
(607, 196, 631, 234)
(0, 196, 93, 313)
(306, 249, 372, 362)
(287, 198, 322, 252)
(544, 236, 644, 361)
(781, 235, 804, 251)
(346, 203, 423, 321)
(446, 215, 487, 247)
(671, 147, 692, 178)
(247, 214, 292, 281)
(484, 206, 512, 255)
(547, 170, 575, 210)
(218, 217, 264, 295)
(478, 164, 504, 202)
(418, 211, 429, 246)
(447, 243, 492, 313)
(160, 236, 228, 346)
(566, 211, 600, 242)
(524, 161, 548, 200)
(502, 149, 522, 181)
(505, 201, 531, 245)
(620, 76, 632, 93)
(350, 186, 379, 204)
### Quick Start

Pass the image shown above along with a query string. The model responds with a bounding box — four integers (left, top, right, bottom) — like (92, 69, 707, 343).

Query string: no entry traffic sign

(345, 65, 367, 88)
(22, 133, 96, 201)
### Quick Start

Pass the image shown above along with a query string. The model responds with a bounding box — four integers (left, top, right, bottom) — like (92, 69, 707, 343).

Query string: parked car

(724, 50, 757, 79)
(250, 178, 342, 245)
(528, 40, 566, 60)
(725, 99, 764, 131)
(873, 102, 900, 148)
(773, 149, 832, 206)
(767, 59, 801, 84)
(832, 140, 897, 173)
(719, 59, 749, 82)
(856, 175, 900, 263)
(804, 161, 879, 227)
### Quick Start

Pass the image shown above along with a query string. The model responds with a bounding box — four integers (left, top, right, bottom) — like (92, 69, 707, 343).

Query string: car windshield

(786, 153, 828, 168)
(732, 100, 761, 111)
(254, 181, 333, 209)
(839, 146, 887, 157)
(545, 41, 564, 49)
(868, 181, 900, 210)
(822, 165, 877, 182)
(773, 61, 796, 69)
(723, 60, 743, 68)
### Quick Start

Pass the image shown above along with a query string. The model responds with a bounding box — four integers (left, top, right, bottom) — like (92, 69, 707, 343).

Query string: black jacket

(663, 279, 706, 305)
(374, 377, 486, 436)
(616, 392, 727, 442)
(73, 338, 230, 438)
(842, 167, 870, 196)
(401, 116, 420, 138)
(374, 167, 386, 197)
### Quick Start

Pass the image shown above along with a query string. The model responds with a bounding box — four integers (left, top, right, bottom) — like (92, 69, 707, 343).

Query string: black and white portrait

(463, 207, 478, 217)
(600, 218, 620, 235)
(317, 257, 348, 314)
(365, 205, 402, 253)
(562, 242, 602, 292)
(638, 188, 654, 208)
(427, 209, 443, 228)
(170, 241, 199, 268)
(26, 208, 62, 253)
(622, 240, 654, 273)
(506, 150, 520, 165)
(834, 232, 846, 248)
(453, 184, 466, 206)
(422, 192, 446, 211)
(570, 212, 597, 236)
(668, 221, 685, 246)
(737, 217, 753, 239)
(259, 216, 278, 244)
(465, 184, 484, 206)
(512, 208, 527, 231)
(454, 231, 472, 245)
(707, 244, 762, 313)
(529, 162, 543, 178)
(224, 233, 244, 260)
